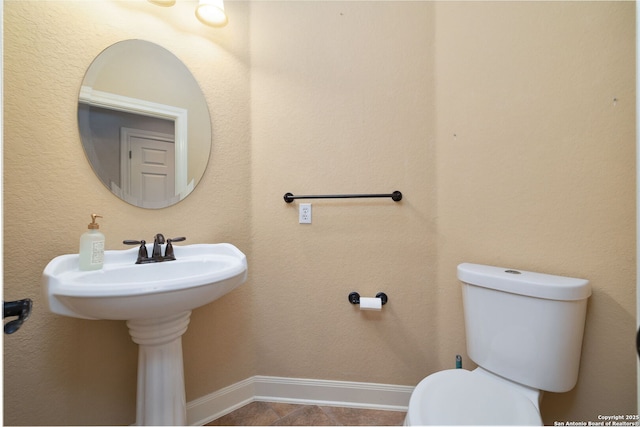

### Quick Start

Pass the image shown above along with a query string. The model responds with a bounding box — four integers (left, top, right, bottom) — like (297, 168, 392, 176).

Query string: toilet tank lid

(457, 263, 591, 301)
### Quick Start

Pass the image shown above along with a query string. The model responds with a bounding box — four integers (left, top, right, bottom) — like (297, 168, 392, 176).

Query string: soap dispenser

(79, 214, 105, 271)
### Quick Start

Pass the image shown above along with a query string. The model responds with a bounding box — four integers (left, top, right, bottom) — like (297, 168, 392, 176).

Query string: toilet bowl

(405, 263, 591, 425)
(405, 368, 542, 425)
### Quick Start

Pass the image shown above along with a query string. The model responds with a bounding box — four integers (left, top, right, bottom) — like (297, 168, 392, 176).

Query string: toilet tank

(458, 263, 591, 393)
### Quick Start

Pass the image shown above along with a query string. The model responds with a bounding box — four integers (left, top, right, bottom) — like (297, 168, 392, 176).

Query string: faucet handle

(123, 239, 148, 264)
(164, 237, 186, 260)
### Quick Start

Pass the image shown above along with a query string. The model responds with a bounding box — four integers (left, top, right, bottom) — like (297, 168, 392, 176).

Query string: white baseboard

(186, 376, 414, 426)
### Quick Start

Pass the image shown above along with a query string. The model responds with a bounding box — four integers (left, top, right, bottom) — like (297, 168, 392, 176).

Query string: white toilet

(405, 263, 591, 426)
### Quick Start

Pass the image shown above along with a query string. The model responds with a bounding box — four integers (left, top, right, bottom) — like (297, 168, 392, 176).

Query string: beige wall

(4, 1, 252, 424)
(3, 1, 635, 425)
(434, 2, 635, 423)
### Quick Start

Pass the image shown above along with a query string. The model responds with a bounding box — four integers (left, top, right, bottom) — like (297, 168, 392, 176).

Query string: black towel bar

(284, 191, 402, 203)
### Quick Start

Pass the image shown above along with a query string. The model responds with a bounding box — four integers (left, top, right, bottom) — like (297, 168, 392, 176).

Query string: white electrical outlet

(299, 203, 312, 224)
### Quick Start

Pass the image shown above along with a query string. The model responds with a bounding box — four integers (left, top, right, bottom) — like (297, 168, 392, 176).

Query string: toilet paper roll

(359, 297, 382, 311)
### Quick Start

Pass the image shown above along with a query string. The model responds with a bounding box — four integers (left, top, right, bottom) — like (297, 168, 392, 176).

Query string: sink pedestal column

(127, 311, 192, 426)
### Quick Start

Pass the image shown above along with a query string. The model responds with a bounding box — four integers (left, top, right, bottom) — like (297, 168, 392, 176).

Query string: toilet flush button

(504, 270, 522, 274)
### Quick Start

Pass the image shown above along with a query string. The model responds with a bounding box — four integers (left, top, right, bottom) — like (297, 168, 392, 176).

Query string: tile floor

(205, 401, 406, 426)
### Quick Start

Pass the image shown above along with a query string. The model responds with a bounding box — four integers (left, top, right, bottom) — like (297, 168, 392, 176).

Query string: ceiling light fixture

(195, 0, 229, 28)
(148, 0, 176, 6)
(148, 0, 228, 28)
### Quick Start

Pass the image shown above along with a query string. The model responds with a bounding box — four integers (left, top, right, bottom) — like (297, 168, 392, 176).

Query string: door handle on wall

(3, 299, 32, 334)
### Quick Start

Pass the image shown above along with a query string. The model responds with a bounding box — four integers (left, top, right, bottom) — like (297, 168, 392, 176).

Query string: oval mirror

(78, 40, 211, 209)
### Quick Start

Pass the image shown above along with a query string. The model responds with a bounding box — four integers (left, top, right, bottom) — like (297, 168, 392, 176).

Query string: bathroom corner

(3, 1, 636, 425)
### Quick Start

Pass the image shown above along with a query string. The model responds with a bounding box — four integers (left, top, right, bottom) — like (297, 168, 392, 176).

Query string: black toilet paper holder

(348, 292, 388, 306)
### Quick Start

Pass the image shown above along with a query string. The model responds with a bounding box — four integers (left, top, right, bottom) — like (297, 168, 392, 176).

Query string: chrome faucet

(123, 235, 186, 264)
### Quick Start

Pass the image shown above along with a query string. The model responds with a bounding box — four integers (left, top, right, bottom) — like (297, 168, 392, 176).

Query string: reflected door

(121, 128, 175, 206)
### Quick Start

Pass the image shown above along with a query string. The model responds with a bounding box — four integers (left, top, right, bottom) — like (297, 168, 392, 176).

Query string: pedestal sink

(42, 243, 248, 425)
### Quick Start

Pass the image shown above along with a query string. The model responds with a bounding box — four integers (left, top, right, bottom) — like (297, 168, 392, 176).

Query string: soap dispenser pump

(79, 214, 105, 271)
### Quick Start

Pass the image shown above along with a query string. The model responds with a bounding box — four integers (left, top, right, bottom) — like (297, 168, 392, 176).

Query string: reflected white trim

(79, 86, 188, 198)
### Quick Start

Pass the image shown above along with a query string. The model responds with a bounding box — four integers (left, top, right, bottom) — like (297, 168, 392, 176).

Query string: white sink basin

(42, 242, 248, 425)
(43, 243, 247, 320)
